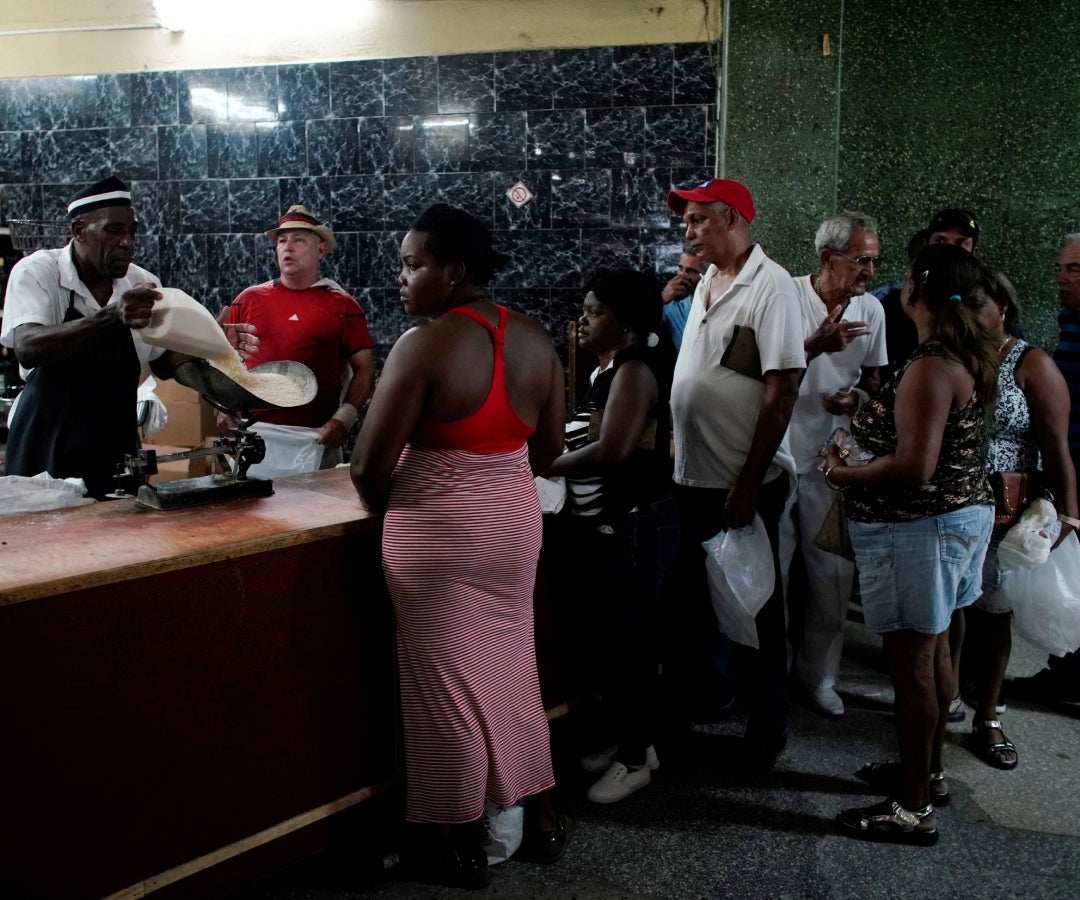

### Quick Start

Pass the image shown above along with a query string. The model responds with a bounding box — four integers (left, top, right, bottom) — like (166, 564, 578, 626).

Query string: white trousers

(778, 469, 855, 692)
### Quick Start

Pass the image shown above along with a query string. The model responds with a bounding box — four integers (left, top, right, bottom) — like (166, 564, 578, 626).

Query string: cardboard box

(141, 445, 197, 484)
(150, 379, 219, 448)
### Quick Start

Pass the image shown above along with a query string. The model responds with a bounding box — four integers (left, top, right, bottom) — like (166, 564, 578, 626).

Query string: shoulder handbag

(989, 471, 1045, 529)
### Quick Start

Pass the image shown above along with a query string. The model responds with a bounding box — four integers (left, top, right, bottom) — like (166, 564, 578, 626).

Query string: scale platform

(135, 474, 274, 510)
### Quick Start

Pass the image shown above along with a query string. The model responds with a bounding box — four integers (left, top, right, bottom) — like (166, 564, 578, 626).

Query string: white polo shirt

(671, 244, 805, 489)
(0, 244, 166, 379)
(787, 276, 888, 473)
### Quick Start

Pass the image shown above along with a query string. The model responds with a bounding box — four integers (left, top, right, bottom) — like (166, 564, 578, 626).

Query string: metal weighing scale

(109, 358, 317, 510)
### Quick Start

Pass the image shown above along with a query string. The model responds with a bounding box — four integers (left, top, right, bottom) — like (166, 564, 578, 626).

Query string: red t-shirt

(223, 281, 373, 426)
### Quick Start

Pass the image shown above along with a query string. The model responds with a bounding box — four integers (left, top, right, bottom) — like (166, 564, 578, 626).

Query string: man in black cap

(0, 176, 254, 499)
(927, 207, 979, 254)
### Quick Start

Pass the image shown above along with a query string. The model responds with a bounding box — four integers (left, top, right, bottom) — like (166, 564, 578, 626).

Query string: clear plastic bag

(702, 514, 775, 649)
(1001, 531, 1080, 657)
(243, 422, 324, 479)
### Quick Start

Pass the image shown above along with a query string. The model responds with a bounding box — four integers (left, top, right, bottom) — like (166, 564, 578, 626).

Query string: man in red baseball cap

(662, 176, 805, 770)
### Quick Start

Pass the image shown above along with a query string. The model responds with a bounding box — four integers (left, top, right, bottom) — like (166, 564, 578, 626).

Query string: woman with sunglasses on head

(959, 268, 1078, 769)
(823, 243, 997, 846)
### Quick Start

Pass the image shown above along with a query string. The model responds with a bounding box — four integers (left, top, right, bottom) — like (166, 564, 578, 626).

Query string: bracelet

(330, 402, 358, 429)
(823, 463, 841, 489)
(1059, 513, 1080, 529)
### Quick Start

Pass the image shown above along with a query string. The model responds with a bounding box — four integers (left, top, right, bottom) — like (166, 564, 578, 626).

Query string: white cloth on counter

(534, 475, 566, 514)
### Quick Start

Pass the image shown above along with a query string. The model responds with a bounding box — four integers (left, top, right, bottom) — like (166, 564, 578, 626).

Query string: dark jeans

(664, 475, 791, 744)
(549, 496, 680, 759)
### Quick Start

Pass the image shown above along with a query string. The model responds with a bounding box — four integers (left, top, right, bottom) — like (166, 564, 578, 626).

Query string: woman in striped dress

(351, 204, 566, 888)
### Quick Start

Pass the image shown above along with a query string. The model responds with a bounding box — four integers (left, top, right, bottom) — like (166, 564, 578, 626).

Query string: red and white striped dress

(382, 306, 555, 823)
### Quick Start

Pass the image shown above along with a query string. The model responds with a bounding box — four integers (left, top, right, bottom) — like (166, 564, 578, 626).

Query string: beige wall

(0, 0, 719, 79)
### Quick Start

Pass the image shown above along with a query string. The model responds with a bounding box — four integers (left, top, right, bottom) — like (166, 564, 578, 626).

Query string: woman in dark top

(546, 268, 678, 805)
(823, 244, 998, 845)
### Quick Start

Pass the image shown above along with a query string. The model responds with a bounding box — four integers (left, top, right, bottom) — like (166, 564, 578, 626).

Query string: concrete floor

(235, 618, 1080, 900)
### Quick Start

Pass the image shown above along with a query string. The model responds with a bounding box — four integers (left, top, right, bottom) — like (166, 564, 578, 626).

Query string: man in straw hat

(218, 204, 375, 470)
(0, 175, 256, 499)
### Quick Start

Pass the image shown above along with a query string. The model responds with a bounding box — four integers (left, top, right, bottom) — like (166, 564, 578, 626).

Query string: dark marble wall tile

(25, 129, 112, 182)
(359, 117, 415, 174)
(553, 48, 612, 109)
(495, 50, 553, 112)
(130, 180, 181, 235)
(179, 179, 230, 233)
(229, 178, 280, 232)
(469, 113, 527, 172)
(494, 169, 551, 230)
(0, 184, 42, 223)
(613, 45, 672, 107)
(439, 54, 495, 114)
(277, 177, 333, 224)
(497, 230, 583, 289)
(357, 231, 402, 290)
(384, 174, 439, 230)
(323, 231, 361, 288)
(158, 234, 208, 295)
(134, 234, 161, 281)
(255, 237, 280, 284)
(362, 286, 411, 348)
(40, 184, 73, 220)
(415, 114, 471, 173)
(646, 106, 708, 168)
(674, 43, 718, 106)
(384, 57, 438, 116)
(331, 175, 387, 232)
(179, 70, 232, 124)
(89, 76, 133, 128)
(133, 72, 179, 127)
(0, 134, 27, 183)
(528, 110, 585, 170)
(551, 170, 612, 228)
(581, 228, 648, 274)
(109, 127, 159, 181)
(437, 172, 496, 225)
(612, 168, 677, 229)
(307, 119, 360, 177)
(279, 64, 330, 121)
(257, 121, 307, 177)
(208, 233, 257, 294)
(207, 124, 258, 179)
(586, 107, 646, 168)
(331, 60, 384, 118)
(228, 67, 279, 123)
(159, 125, 207, 181)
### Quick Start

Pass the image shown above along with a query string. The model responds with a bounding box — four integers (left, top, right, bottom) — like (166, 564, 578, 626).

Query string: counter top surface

(0, 467, 375, 605)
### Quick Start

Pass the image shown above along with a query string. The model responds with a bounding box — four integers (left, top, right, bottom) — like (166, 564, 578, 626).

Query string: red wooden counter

(0, 468, 397, 899)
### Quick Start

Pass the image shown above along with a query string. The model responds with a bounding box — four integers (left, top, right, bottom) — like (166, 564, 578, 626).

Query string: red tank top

(412, 305, 535, 453)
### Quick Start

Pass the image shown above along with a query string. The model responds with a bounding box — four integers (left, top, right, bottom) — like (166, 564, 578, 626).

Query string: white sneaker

(580, 744, 659, 774)
(805, 685, 845, 717)
(587, 761, 652, 803)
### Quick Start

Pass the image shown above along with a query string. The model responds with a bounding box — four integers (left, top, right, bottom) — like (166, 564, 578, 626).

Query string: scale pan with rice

(110, 290, 318, 509)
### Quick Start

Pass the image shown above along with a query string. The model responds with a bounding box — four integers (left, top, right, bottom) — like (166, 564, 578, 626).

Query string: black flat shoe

(520, 813, 572, 864)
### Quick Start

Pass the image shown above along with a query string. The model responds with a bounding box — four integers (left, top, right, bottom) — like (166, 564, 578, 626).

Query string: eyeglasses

(833, 251, 881, 268)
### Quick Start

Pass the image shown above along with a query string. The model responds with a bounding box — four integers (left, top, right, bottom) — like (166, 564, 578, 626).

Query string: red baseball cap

(667, 178, 756, 223)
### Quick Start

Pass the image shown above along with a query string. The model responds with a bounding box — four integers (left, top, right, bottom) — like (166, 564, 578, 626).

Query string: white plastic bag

(481, 803, 523, 865)
(0, 472, 96, 514)
(702, 514, 775, 649)
(243, 422, 324, 480)
(136, 375, 169, 440)
(997, 497, 1059, 571)
(1002, 531, 1080, 657)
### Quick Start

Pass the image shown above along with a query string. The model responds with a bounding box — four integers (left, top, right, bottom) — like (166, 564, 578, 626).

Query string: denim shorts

(850, 504, 993, 635)
(975, 537, 1011, 614)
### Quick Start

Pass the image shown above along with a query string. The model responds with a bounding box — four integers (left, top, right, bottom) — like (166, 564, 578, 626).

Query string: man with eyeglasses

(1010, 233, 1080, 704)
(780, 211, 887, 717)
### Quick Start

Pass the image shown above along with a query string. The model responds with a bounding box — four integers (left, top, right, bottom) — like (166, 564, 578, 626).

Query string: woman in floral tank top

(960, 269, 1077, 772)
(822, 244, 998, 846)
